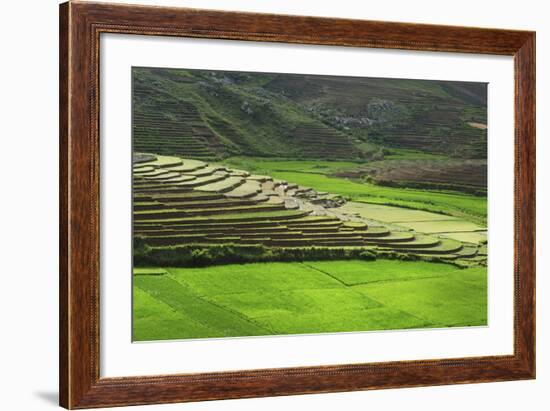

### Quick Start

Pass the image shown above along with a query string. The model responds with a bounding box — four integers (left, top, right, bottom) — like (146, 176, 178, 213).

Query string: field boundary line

(164, 270, 276, 335)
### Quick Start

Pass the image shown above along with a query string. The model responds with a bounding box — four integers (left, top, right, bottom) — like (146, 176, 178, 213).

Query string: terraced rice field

(340, 202, 487, 245)
(292, 123, 359, 159)
(379, 114, 487, 159)
(133, 260, 487, 341)
(133, 82, 226, 160)
(133, 154, 486, 259)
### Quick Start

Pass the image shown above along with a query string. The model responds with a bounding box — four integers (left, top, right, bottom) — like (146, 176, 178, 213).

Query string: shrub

(134, 243, 465, 268)
(359, 250, 376, 261)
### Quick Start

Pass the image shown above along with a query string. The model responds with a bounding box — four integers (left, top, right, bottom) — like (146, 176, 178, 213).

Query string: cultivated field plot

(439, 232, 488, 244)
(340, 202, 458, 223)
(133, 260, 487, 341)
(131, 67, 488, 341)
(340, 202, 487, 244)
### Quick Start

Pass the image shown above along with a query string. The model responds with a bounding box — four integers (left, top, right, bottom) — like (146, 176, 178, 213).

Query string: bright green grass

(255, 306, 429, 334)
(169, 262, 341, 295)
(133, 260, 487, 341)
(210, 287, 381, 323)
(134, 275, 269, 339)
(304, 260, 459, 285)
(133, 287, 217, 340)
(354, 267, 487, 326)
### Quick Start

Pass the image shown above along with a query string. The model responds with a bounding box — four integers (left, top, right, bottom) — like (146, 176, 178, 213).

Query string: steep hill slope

(132, 67, 487, 160)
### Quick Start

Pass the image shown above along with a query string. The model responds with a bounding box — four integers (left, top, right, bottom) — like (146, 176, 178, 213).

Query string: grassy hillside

(134, 260, 487, 341)
(265, 73, 487, 158)
(133, 68, 364, 160)
(133, 67, 487, 161)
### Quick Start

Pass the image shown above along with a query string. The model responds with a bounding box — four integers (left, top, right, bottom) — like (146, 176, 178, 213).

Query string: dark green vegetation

(132, 67, 488, 340)
(133, 68, 487, 160)
(133, 261, 487, 341)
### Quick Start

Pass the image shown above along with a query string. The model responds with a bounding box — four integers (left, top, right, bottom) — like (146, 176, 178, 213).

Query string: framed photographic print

(59, 1, 535, 409)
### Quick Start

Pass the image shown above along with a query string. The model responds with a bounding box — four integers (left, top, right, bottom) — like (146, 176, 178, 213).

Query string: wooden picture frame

(59, 1, 535, 408)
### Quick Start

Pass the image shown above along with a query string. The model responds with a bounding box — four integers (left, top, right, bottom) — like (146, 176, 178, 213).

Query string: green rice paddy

(133, 260, 487, 341)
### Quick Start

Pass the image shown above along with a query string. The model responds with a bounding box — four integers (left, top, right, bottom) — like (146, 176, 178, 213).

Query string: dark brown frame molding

(59, 1, 536, 408)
